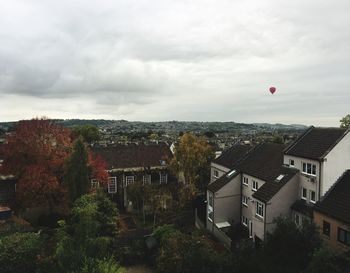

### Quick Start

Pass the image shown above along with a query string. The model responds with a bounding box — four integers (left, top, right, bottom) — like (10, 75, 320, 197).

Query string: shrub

(0, 232, 42, 273)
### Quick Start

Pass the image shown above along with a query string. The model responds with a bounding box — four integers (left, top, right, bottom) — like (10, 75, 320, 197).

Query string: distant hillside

(0, 119, 308, 133)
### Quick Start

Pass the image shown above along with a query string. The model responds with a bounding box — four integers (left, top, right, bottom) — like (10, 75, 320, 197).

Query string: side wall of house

(321, 132, 350, 195)
(314, 211, 350, 253)
(265, 174, 300, 234)
(214, 174, 242, 225)
(284, 155, 320, 202)
(206, 175, 241, 232)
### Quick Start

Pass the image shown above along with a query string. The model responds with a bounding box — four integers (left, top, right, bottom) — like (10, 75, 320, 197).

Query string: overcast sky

(0, 0, 349, 126)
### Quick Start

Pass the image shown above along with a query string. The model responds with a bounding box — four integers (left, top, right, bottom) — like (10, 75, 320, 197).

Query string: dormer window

(302, 163, 316, 176)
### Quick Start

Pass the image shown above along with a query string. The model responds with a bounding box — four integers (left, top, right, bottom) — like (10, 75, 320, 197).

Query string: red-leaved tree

(3, 119, 73, 210)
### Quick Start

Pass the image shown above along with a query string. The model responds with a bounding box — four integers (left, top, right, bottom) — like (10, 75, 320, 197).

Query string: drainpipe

(263, 202, 267, 241)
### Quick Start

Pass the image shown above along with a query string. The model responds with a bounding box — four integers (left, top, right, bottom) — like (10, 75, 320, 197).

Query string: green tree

(73, 124, 100, 143)
(170, 133, 214, 202)
(55, 193, 118, 272)
(156, 231, 227, 273)
(307, 247, 341, 273)
(340, 114, 350, 129)
(262, 217, 322, 273)
(0, 232, 43, 273)
(64, 138, 90, 202)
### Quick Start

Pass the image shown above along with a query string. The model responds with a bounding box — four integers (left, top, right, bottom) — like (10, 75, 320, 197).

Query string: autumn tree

(3, 118, 109, 211)
(340, 114, 350, 129)
(170, 133, 214, 202)
(2, 119, 72, 210)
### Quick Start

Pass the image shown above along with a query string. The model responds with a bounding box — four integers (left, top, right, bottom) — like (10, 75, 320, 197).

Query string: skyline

(1, 0, 350, 126)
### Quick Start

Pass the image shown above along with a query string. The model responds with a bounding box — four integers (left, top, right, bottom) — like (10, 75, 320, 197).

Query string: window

(213, 170, 219, 178)
(243, 177, 249, 186)
(256, 201, 264, 218)
(160, 173, 168, 184)
(125, 176, 134, 186)
(107, 177, 117, 193)
(301, 187, 307, 200)
(143, 175, 151, 185)
(338, 228, 350, 246)
(323, 221, 330, 237)
(252, 180, 258, 191)
(91, 179, 99, 189)
(242, 215, 248, 226)
(289, 159, 295, 167)
(208, 192, 213, 207)
(294, 213, 300, 226)
(208, 191, 214, 222)
(242, 195, 248, 207)
(302, 162, 316, 176)
(310, 190, 316, 203)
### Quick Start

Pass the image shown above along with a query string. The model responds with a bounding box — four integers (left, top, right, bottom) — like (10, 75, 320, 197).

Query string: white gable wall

(322, 131, 350, 195)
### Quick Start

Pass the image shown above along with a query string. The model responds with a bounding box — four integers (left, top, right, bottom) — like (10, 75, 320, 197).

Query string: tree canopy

(340, 114, 350, 129)
(170, 133, 214, 201)
(73, 124, 100, 143)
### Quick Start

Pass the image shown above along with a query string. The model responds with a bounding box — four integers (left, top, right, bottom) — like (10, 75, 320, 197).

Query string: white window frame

(143, 174, 151, 185)
(301, 187, 307, 200)
(159, 173, 168, 184)
(310, 190, 316, 203)
(302, 162, 316, 176)
(208, 191, 214, 222)
(91, 179, 99, 189)
(125, 176, 134, 187)
(243, 176, 249, 186)
(242, 195, 248, 207)
(252, 180, 258, 192)
(107, 177, 117, 193)
(256, 201, 264, 218)
(213, 169, 219, 178)
(289, 159, 295, 167)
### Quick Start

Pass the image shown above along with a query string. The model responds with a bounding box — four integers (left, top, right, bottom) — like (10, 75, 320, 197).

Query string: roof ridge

(319, 129, 349, 160)
(283, 126, 314, 154)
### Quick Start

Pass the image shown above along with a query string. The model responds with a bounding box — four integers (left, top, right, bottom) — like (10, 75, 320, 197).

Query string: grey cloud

(0, 0, 350, 125)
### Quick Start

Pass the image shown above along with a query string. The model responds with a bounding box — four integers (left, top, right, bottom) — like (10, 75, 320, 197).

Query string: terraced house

(206, 126, 350, 247)
(91, 143, 176, 210)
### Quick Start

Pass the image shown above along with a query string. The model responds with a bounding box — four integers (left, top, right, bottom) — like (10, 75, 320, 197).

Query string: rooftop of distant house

(91, 143, 173, 170)
(314, 170, 350, 224)
(284, 126, 347, 160)
(212, 144, 253, 169)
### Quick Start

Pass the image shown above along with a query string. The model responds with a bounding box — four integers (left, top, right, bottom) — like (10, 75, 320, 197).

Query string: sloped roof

(314, 170, 350, 224)
(91, 143, 173, 170)
(207, 171, 239, 193)
(238, 143, 286, 182)
(284, 127, 347, 160)
(291, 199, 314, 218)
(212, 144, 253, 169)
(252, 166, 299, 202)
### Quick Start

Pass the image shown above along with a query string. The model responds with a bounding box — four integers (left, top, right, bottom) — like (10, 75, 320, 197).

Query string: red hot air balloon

(269, 87, 276, 94)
